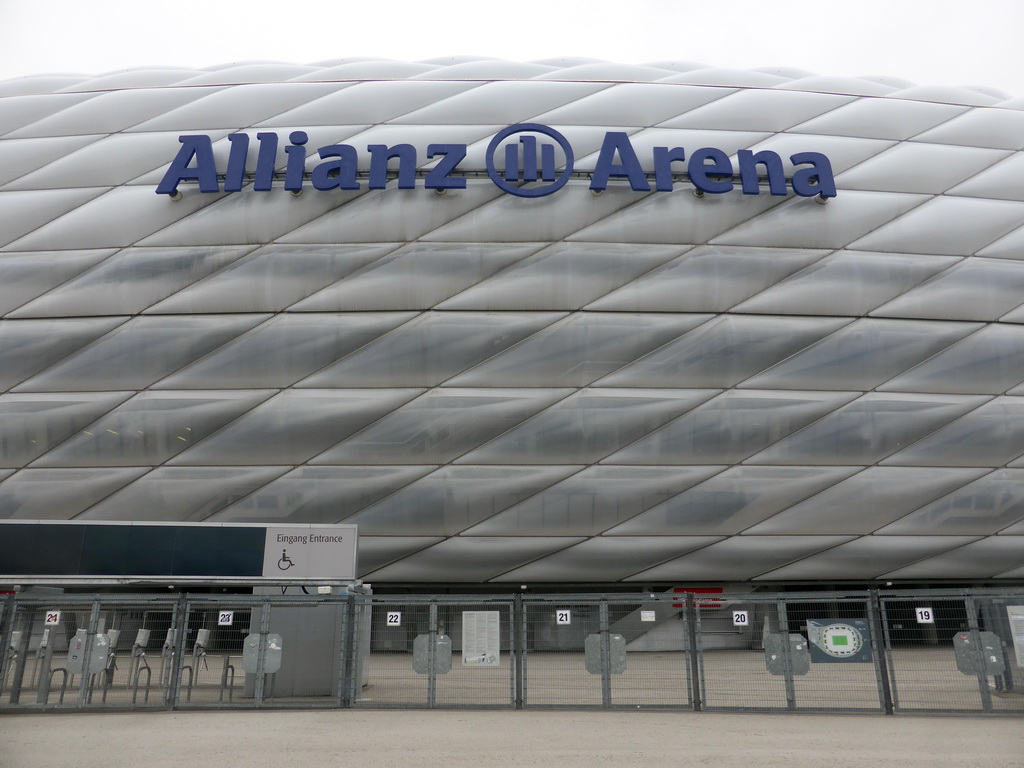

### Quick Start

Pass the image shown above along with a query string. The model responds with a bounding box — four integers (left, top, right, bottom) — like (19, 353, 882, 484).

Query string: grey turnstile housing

(248, 583, 371, 698)
(953, 631, 1005, 676)
(764, 633, 811, 676)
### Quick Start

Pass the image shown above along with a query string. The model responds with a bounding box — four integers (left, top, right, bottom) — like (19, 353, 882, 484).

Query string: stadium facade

(2, 58, 1024, 588)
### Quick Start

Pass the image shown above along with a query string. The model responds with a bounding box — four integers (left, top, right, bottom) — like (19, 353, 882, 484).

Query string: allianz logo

(157, 123, 836, 200)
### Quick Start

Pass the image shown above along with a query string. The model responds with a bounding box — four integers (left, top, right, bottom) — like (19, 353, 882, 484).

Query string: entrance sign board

(0, 521, 357, 583)
(261, 526, 357, 580)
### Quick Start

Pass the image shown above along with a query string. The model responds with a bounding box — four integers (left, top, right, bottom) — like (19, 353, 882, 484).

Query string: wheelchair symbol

(277, 549, 295, 571)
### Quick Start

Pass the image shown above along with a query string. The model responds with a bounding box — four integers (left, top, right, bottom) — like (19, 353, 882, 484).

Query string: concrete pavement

(2, 710, 1023, 768)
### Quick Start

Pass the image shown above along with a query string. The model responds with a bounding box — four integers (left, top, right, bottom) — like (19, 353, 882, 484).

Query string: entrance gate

(2, 589, 1022, 715)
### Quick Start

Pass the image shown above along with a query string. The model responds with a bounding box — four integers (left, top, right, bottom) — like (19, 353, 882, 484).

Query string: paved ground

(1, 710, 1023, 768)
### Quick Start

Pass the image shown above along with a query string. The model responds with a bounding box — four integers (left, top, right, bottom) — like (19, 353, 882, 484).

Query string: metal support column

(75, 601, 102, 706)
(513, 594, 524, 710)
(599, 600, 611, 708)
(252, 601, 271, 707)
(868, 592, 894, 715)
(516, 598, 524, 712)
(427, 602, 438, 708)
(685, 595, 702, 711)
(339, 594, 358, 708)
(876, 596, 901, 713)
(965, 596, 993, 713)
(167, 598, 189, 709)
(0, 595, 10, 700)
(6, 605, 33, 705)
(778, 601, 796, 711)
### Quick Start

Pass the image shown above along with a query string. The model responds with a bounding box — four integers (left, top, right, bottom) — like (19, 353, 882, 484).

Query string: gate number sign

(556, 609, 571, 625)
(732, 610, 749, 627)
(44, 610, 61, 626)
(915, 607, 935, 624)
(387, 611, 401, 627)
(218, 611, 234, 627)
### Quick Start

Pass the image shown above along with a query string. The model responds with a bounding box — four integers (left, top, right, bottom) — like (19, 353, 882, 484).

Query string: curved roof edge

(0, 58, 1016, 109)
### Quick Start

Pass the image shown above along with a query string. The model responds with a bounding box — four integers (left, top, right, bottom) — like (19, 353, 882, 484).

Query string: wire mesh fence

(0, 596, 182, 710)
(1, 588, 1022, 715)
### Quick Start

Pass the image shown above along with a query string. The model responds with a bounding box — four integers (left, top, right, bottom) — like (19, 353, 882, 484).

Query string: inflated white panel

(789, 98, 967, 140)
(664, 89, 853, 132)
(0, 135, 101, 187)
(836, 143, 1009, 194)
(534, 83, 732, 127)
(853, 198, 1024, 257)
(0, 60, 1021, 583)
(132, 84, 347, 134)
(7, 87, 225, 137)
(714, 191, 929, 250)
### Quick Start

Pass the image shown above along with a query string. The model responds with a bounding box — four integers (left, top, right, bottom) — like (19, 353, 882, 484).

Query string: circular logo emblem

(485, 123, 574, 198)
(818, 623, 864, 658)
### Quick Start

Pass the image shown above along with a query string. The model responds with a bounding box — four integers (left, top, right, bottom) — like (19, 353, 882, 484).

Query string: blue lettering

(311, 145, 360, 191)
(653, 146, 685, 192)
(368, 144, 417, 190)
(224, 133, 249, 193)
(156, 127, 837, 201)
(688, 147, 734, 194)
(156, 135, 219, 195)
(254, 132, 279, 191)
(284, 131, 308, 192)
(590, 132, 650, 192)
(790, 152, 837, 198)
(425, 144, 467, 189)
(738, 149, 788, 196)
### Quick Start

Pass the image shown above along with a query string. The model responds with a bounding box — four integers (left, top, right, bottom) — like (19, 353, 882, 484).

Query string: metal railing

(1, 588, 1021, 715)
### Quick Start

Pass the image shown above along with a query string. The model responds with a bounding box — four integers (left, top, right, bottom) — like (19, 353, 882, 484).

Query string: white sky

(0, 0, 1022, 97)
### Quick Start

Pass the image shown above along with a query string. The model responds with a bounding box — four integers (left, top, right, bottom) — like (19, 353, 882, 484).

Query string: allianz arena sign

(156, 123, 837, 200)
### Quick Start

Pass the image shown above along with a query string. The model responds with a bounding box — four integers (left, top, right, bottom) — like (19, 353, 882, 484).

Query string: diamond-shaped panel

(2, 60, 1023, 583)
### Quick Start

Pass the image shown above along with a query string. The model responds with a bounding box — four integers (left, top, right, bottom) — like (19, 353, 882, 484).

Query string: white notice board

(462, 611, 500, 667)
(1008, 606, 1024, 668)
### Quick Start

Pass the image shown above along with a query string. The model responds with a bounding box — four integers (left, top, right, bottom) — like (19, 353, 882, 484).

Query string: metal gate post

(598, 600, 612, 708)
(74, 600, 102, 707)
(339, 594, 358, 708)
(34, 620, 57, 705)
(875, 593, 900, 713)
(0, 594, 13, 702)
(867, 592, 894, 714)
(6, 602, 33, 705)
(778, 600, 797, 711)
(685, 595, 702, 711)
(252, 601, 272, 707)
(427, 602, 438, 708)
(694, 598, 708, 711)
(166, 597, 188, 709)
(964, 595, 993, 713)
(513, 594, 524, 710)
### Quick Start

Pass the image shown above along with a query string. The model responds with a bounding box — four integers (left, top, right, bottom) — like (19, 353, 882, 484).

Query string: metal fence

(1, 589, 1022, 715)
